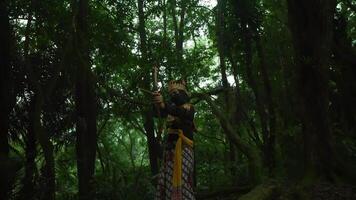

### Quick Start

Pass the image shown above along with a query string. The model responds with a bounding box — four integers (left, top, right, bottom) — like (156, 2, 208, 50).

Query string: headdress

(168, 79, 187, 93)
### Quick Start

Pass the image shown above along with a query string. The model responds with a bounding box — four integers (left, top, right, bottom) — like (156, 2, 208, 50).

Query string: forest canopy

(0, 0, 356, 199)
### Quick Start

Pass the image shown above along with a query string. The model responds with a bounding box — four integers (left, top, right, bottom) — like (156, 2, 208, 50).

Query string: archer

(152, 79, 196, 200)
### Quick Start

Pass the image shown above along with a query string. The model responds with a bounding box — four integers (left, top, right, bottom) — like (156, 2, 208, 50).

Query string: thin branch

(127, 118, 146, 136)
(190, 87, 226, 104)
(98, 80, 149, 106)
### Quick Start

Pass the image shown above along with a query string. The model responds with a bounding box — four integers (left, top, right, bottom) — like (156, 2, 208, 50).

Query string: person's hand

(152, 91, 165, 108)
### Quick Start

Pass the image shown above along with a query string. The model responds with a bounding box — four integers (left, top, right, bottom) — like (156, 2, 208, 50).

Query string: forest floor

(197, 182, 356, 200)
(279, 182, 356, 200)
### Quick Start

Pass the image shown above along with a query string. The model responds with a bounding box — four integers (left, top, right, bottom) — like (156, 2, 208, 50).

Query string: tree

(73, 0, 98, 199)
(137, 0, 160, 178)
(229, 0, 277, 173)
(0, 0, 17, 199)
(2, 0, 356, 199)
(287, 0, 340, 182)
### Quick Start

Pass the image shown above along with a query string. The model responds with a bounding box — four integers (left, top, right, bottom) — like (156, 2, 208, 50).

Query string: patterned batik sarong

(155, 135, 195, 200)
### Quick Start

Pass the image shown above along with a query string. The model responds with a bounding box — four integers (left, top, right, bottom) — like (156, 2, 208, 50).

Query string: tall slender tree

(21, 2, 57, 197)
(170, 0, 188, 78)
(73, 0, 98, 199)
(137, 0, 160, 179)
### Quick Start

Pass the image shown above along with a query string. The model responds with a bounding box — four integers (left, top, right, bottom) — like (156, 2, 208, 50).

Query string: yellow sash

(168, 129, 194, 187)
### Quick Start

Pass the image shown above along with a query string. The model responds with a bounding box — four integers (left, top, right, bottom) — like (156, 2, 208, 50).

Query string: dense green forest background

(1, 0, 356, 199)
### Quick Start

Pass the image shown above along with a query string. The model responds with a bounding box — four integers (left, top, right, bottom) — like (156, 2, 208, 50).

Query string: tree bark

(255, 36, 277, 175)
(19, 99, 37, 200)
(242, 24, 269, 164)
(73, 0, 98, 199)
(0, 1, 17, 199)
(32, 94, 55, 200)
(287, 0, 339, 182)
(0, 0, 11, 160)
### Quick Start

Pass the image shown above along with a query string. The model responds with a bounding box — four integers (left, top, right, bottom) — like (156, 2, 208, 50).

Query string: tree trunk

(137, 0, 160, 178)
(287, 0, 339, 182)
(171, 0, 179, 67)
(143, 110, 159, 176)
(22, 6, 56, 198)
(162, 0, 172, 80)
(227, 53, 244, 125)
(0, 0, 11, 160)
(229, 141, 238, 184)
(216, 0, 240, 184)
(32, 94, 55, 200)
(177, 0, 186, 69)
(170, 0, 187, 77)
(19, 99, 37, 200)
(216, 0, 230, 106)
(74, 0, 98, 199)
(232, 0, 275, 172)
(0, 1, 17, 199)
(242, 24, 269, 163)
(204, 95, 262, 185)
(255, 36, 277, 175)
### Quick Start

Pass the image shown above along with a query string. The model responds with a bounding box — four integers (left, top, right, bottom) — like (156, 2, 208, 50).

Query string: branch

(190, 5, 214, 13)
(201, 94, 252, 156)
(97, 79, 149, 106)
(127, 118, 146, 136)
(144, 4, 164, 18)
(190, 87, 226, 104)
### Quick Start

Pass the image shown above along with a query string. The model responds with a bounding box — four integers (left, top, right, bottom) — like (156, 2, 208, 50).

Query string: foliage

(1, 0, 355, 199)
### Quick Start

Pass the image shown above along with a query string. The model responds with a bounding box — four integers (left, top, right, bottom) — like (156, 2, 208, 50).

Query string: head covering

(168, 79, 187, 94)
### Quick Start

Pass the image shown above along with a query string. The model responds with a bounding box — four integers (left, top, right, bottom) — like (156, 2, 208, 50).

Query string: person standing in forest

(152, 79, 196, 200)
